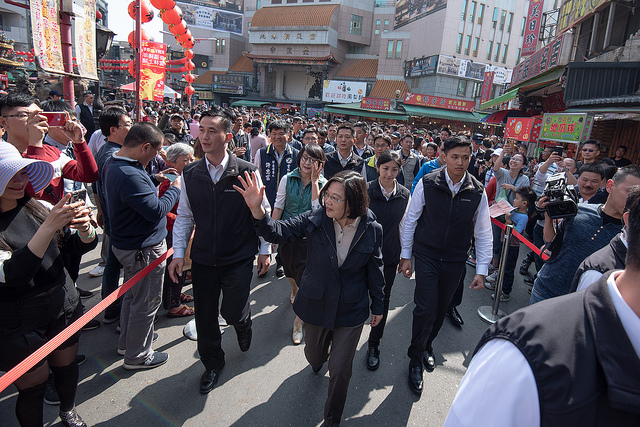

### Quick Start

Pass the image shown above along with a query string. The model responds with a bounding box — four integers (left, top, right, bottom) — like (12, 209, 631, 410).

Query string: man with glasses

(580, 140, 601, 165)
(102, 122, 180, 370)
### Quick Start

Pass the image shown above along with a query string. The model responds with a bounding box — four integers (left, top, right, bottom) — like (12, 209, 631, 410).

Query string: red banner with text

(403, 92, 475, 111)
(480, 71, 495, 103)
(361, 97, 392, 111)
(140, 41, 166, 102)
(522, 0, 545, 57)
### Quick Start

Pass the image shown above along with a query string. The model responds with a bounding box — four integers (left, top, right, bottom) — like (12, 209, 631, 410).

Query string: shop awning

(509, 68, 565, 93)
(479, 88, 519, 110)
(565, 106, 640, 114)
(324, 102, 408, 121)
(230, 100, 271, 108)
(402, 104, 481, 123)
(481, 109, 530, 124)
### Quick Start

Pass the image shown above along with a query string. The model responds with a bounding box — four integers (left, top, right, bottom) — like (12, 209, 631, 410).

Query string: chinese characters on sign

(558, 0, 607, 33)
(140, 41, 166, 102)
(403, 92, 475, 111)
(510, 32, 572, 87)
(30, 0, 65, 74)
(74, 0, 98, 80)
(480, 71, 494, 103)
(505, 117, 542, 142)
(322, 80, 366, 103)
(522, 0, 544, 57)
(361, 97, 391, 111)
(541, 113, 594, 144)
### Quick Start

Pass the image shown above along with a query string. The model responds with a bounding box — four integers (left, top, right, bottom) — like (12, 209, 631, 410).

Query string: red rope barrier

(0, 247, 174, 393)
(490, 217, 549, 261)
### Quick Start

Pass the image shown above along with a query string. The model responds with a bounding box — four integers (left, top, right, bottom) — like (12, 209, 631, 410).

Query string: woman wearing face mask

(0, 142, 97, 427)
(364, 150, 410, 371)
(271, 143, 327, 344)
(235, 170, 384, 427)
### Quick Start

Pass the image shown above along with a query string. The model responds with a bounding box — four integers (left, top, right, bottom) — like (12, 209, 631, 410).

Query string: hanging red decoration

(128, 1, 154, 23)
(177, 30, 192, 44)
(128, 60, 137, 76)
(169, 21, 188, 36)
(166, 57, 188, 65)
(182, 39, 195, 49)
(184, 60, 195, 71)
(96, 10, 103, 20)
(184, 73, 195, 83)
(183, 49, 194, 59)
(150, 0, 175, 9)
(128, 29, 151, 48)
(160, 6, 182, 25)
(184, 85, 195, 96)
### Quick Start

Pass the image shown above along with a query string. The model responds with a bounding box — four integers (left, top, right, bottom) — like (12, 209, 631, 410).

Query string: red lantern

(177, 30, 192, 44)
(184, 85, 195, 96)
(128, 29, 151, 48)
(182, 38, 195, 49)
(96, 10, 103, 20)
(169, 21, 187, 36)
(183, 49, 194, 59)
(160, 6, 182, 25)
(128, 1, 154, 23)
(184, 60, 195, 71)
(128, 60, 137, 76)
(150, 0, 175, 9)
(184, 73, 195, 83)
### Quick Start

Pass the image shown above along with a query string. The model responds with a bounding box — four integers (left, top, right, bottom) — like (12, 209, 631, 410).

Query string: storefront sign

(480, 72, 494, 103)
(511, 32, 572, 87)
(30, 0, 65, 74)
(275, 102, 293, 109)
(322, 80, 366, 103)
(404, 55, 438, 78)
(73, 0, 98, 80)
(361, 97, 391, 111)
(540, 91, 566, 113)
(195, 91, 214, 99)
(140, 41, 166, 102)
(558, 0, 608, 33)
(437, 55, 489, 82)
(505, 117, 542, 142)
(541, 113, 594, 143)
(522, 0, 544, 56)
(403, 92, 475, 111)
(213, 82, 244, 94)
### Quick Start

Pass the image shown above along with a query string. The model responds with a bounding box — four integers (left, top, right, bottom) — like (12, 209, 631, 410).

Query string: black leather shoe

(408, 363, 423, 394)
(423, 349, 436, 372)
(200, 363, 224, 394)
(276, 264, 285, 277)
(311, 364, 323, 374)
(447, 306, 464, 327)
(366, 346, 380, 371)
(237, 327, 252, 352)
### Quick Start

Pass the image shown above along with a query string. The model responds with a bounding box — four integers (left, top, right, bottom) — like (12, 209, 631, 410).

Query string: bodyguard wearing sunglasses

(580, 140, 601, 165)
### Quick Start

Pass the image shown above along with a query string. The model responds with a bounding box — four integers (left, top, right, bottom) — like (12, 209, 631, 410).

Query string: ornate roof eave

(243, 52, 341, 67)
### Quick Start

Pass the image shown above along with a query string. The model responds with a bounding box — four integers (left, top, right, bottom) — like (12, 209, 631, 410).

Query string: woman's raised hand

(234, 171, 267, 219)
(311, 161, 323, 182)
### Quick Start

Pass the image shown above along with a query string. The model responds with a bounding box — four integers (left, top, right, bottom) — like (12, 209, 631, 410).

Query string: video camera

(543, 173, 579, 219)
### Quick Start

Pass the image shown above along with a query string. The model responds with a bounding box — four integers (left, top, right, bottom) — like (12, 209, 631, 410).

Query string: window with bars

(501, 44, 508, 63)
(469, 1, 476, 23)
(456, 33, 463, 54)
(385, 19, 389, 25)
(491, 7, 498, 29)
(457, 80, 467, 97)
(494, 42, 501, 61)
(472, 81, 482, 98)
(478, 3, 484, 24)
(507, 12, 513, 33)
(486, 40, 493, 60)
(499, 10, 506, 31)
(396, 40, 402, 58)
(472, 37, 479, 57)
(461, 0, 468, 20)
(376, 20, 380, 25)
(351, 15, 363, 35)
(520, 17, 526, 36)
(375, 29, 380, 35)
(387, 40, 394, 58)
(464, 35, 471, 55)
(516, 48, 521, 64)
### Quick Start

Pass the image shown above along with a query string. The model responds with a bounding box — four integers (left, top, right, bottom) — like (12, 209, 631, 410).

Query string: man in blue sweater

(102, 122, 181, 370)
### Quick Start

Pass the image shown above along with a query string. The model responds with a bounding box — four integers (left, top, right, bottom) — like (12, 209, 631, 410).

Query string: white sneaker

(292, 318, 303, 345)
(89, 265, 105, 277)
(485, 270, 499, 283)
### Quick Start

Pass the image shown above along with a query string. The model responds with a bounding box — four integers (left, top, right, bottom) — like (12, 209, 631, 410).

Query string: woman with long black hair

(0, 142, 97, 427)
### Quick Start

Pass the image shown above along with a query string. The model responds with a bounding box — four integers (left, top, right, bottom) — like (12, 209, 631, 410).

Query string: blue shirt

(411, 158, 445, 194)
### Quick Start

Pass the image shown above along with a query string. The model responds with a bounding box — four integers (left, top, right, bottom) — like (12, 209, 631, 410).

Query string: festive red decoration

(160, 6, 182, 25)
(183, 49, 194, 59)
(128, 29, 151, 48)
(128, 60, 137, 76)
(150, 0, 175, 9)
(166, 57, 188, 65)
(177, 30, 192, 44)
(184, 85, 195, 95)
(183, 73, 195, 83)
(169, 21, 187, 36)
(181, 38, 195, 49)
(96, 10, 103, 20)
(184, 60, 195, 71)
(128, 1, 154, 22)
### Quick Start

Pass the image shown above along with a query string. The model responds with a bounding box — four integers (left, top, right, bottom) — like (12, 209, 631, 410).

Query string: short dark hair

(618, 145, 627, 153)
(377, 149, 402, 169)
(515, 186, 537, 208)
(581, 139, 601, 150)
(297, 143, 326, 168)
(336, 123, 354, 138)
(625, 185, 640, 270)
(402, 134, 414, 143)
(292, 116, 302, 123)
(123, 122, 164, 148)
(578, 162, 605, 180)
(200, 106, 234, 133)
(354, 121, 369, 134)
(319, 170, 369, 219)
(373, 134, 391, 148)
(612, 165, 640, 184)
(442, 136, 472, 154)
(99, 107, 127, 137)
(302, 127, 318, 138)
(267, 119, 290, 133)
(0, 92, 39, 115)
(40, 100, 75, 117)
(426, 142, 438, 152)
(82, 92, 93, 99)
(317, 127, 327, 138)
(440, 127, 451, 136)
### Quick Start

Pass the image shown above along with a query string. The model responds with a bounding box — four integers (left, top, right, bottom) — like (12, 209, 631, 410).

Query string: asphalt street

(0, 231, 535, 426)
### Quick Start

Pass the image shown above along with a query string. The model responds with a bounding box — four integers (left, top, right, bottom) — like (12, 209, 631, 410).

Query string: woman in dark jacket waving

(236, 170, 385, 427)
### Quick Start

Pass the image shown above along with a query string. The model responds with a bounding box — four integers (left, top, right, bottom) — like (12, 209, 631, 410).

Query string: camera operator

(575, 162, 608, 204)
(530, 165, 640, 304)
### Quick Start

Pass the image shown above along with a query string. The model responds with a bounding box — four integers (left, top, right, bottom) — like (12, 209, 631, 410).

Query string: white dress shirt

(172, 152, 271, 259)
(400, 169, 492, 275)
(337, 150, 353, 167)
(445, 270, 640, 427)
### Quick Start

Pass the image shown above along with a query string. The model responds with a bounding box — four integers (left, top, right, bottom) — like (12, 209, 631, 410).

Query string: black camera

(543, 173, 579, 219)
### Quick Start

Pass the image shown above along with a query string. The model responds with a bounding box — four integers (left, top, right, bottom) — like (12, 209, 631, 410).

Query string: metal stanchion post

(478, 224, 512, 324)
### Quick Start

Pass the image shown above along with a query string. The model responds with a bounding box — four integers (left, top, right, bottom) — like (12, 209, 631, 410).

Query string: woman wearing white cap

(0, 142, 97, 427)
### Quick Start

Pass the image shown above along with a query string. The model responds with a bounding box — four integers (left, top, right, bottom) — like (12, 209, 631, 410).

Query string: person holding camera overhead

(530, 165, 640, 304)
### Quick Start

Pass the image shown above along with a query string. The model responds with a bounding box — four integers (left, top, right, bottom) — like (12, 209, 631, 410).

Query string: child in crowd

(486, 186, 537, 301)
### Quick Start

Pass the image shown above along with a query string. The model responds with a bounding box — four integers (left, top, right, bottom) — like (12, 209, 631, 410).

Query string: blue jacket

(411, 157, 445, 194)
(102, 155, 180, 250)
(254, 207, 385, 330)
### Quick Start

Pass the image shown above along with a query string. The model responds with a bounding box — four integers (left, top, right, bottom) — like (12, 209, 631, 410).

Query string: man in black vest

(168, 107, 271, 394)
(75, 92, 96, 141)
(399, 137, 492, 395)
(445, 187, 640, 426)
(324, 123, 364, 179)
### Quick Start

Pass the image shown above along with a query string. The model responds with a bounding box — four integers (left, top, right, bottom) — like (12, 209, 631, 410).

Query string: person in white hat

(0, 142, 97, 427)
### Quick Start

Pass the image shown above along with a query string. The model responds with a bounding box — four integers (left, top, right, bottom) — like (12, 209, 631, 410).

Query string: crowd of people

(0, 89, 639, 427)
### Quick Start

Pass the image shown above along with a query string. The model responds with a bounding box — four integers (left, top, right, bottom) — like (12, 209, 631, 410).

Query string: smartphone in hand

(67, 189, 86, 204)
(41, 112, 67, 127)
(164, 173, 179, 183)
